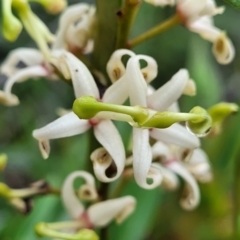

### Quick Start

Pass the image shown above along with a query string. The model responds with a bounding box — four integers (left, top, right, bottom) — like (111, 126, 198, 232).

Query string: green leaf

(181, 34, 222, 111)
(224, 0, 240, 10)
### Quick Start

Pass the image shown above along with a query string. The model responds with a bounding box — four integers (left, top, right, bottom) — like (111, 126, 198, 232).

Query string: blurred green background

(1, 0, 240, 239)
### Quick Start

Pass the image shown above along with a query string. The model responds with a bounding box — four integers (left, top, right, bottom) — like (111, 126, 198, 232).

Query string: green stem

(232, 146, 240, 238)
(115, 0, 141, 49)
(98, 182, 109, 240)
(128, 14, 181, 48)
(92, 0, 122, 84)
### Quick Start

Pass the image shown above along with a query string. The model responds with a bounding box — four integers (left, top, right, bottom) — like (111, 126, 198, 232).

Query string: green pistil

(73, 96, 212, 136)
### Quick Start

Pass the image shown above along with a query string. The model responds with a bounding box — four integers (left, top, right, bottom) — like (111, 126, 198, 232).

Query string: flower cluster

(0, 0, 238, 239)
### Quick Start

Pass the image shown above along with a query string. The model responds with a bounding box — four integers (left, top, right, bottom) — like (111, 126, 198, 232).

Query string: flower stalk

(128, 13, 181, 48)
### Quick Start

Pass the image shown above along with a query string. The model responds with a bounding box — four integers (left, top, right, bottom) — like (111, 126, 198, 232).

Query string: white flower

(33, 50, 127, 182)
(177, 0, 224, 23)
(0, 48, 54, 106)
(176, 0, 234, 64)
(188, 16, 235, 64)
(62, 171, 136, 228)
(122, 53, 200, 189)
(184, 148, 213, 183)
(151, 141, 212, 210)
(53, 3, 95, 54)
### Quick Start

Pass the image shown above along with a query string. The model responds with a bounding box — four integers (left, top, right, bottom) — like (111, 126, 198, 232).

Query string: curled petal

(147, 69, 190, 111)
(151, 141, 172, 162)
(177, 147, 193, 162)
(126, 55, 157, 106)
(177, 0, 207, 22)
(0, 91, 19, 106)
(87, 196, 136, 227)
(0, 48, 43, 76)
(93, 120, 125, 182)
(212, 32, 235, 65)
(186, 148, 212, 182)
(140, 57, 158, 83)
(152, 163, 179, 190)
(150, 123, 200, 149)
(9, 198, 30, 214)
(200, 0, 225, 16)
(33, 112, 90, 140)
(133, 129, 161, 189)
(166, 161, 200, 210)
(50, 51, 99, 98)
(0, 65, 49, 106)
(90, 147, 113, 181)
(106, 49, 135, 83)
(38, 140, 50, 159)
(33, 112, 90, 158)
(102, 76, 128, 105)
(53, 3, 91, 49)
(62, 171, 98, 220)
(188, 17, 235, 64)
(65, 7, 95, 50)
(183, 79, 196, 96)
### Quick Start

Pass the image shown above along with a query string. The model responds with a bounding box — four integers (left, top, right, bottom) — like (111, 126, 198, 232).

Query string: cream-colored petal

(166, 161, 200, 210)
(200, 0, 225, 16)
(150, 123, 200, 149)
(33, 112, 90, 140)
(0, 48, 43, 76)
(151, 141, 172, 162)
(106, 49, 135, 83)
(177, 0, 207, 22)
(152, 163, 179, 190)
(0, 65, 48, 106)
(102, 76, 128, 104)
(93, 120, 125, 182)
(126, 55, 157, 106)
(0, 91, 19, 106)
(183, 79, 196, 96)
(90, 147, 113, 181)
(188, 17, 235, 64)
(51, 51, 99, 98)
(133, 129, 161, 189)
(62, 171, 97, 220)
(53, 3, 91, 49)
(33, 112, 90, 158)
(186, 148, 212, 182)
(147, 69, 190, 111)
(87, 196, 136, 227)
(4, 65, 48, 96)
(188, 16, 218, 42)
(38, 140, 50, 159)
(66, 6, 95, 50)
(145, 0, 175, 7)
(212, 32, 235, 65)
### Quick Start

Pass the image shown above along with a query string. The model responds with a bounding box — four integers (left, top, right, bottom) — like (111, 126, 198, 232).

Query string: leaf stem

(128, 14, 181, 48)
